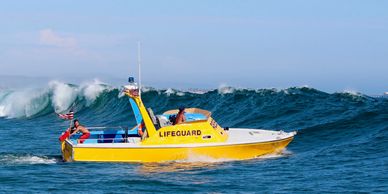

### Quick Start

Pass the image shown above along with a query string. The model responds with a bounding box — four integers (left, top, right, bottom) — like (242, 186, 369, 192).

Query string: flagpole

(68, 103, 75, 137)
(137, 41, 141, 99)
(68, 119, 73, 137)
(57, 107, 76, 142)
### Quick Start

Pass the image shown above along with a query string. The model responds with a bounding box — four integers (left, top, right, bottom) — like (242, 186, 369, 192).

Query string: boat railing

(86, 126, 129, 130)
(69, 125, 140, 145)
(83, 125, 140, 132)
(71, 136, 140, 145)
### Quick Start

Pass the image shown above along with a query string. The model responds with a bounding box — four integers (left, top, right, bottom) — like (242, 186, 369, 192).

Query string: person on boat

(138, 121, 145, 137)
(70, 119, 90, 144)
(173, 106, 186, 125)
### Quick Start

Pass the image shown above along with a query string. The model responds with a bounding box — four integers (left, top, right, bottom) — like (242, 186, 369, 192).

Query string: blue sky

(0, 0, 387, 94)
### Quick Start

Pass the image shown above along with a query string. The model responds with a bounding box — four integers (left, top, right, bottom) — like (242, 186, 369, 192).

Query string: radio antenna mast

(137, 41, 141, 98)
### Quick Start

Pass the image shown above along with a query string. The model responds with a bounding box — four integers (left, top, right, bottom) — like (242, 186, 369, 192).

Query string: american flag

(124, 88, 139, 97)
(57, 111, 74, 120)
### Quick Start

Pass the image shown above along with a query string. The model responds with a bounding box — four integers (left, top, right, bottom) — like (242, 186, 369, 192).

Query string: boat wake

(172, 149, 292, 164)
(135, 150, 293, 174)
(178, 154, 236, 163)
(255, 149, 293, 160)
(0, 154, 60, 165)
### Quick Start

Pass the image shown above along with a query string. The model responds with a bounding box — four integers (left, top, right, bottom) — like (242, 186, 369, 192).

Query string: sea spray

(80, 79, 112, 106)
(49, 80, 78, 113)
(217, 84, 235, 94)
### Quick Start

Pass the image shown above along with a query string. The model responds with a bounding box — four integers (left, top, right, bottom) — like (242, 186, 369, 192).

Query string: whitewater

(0, 80, 387, 193)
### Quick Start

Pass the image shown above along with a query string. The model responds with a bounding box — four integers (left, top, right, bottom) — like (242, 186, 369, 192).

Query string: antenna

(137, 41, 141, 98)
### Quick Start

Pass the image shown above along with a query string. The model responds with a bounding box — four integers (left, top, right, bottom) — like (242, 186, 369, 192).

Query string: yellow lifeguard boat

(60, 78, 296, 162)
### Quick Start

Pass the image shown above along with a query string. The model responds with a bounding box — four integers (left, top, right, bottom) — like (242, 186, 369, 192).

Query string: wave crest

(80, 79, 112, 106)
(49, 81, 78, 112)
(0, 79, 110, 118)
(0, 89, 49, 118)
(0, 81, 384, 120)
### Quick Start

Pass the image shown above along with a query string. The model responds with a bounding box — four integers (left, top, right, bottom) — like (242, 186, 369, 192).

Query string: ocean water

(0, 81, 387, 193)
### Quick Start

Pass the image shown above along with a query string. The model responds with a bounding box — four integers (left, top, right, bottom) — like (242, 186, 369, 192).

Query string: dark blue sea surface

(0, 82, 387, 193)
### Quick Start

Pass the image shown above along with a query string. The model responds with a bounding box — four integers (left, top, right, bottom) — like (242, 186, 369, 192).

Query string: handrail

(70, 136, 141, 145)
(85, 125, 139, 131)
(73, 137, 132, 141)
(67, 125, 141, 145)
(86, 126, 125, 130)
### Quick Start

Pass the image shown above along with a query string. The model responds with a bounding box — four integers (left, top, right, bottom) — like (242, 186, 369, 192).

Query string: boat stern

(61, 140, 74, 162)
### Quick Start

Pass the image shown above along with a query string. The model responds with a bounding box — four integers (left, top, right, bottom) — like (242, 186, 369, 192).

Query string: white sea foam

(256, 149, 293, 160)
(217, 84, 235, 94)
(163, 88, 185, 96)
(0, 155, 58, 165)
(0, 89, 49, 118)
(164, 88, 174, 96)
(50, 79, 110, 112)
(141, 86, 156, 93)
(80, 79, 110, 106)
(0, 90, 8, 117)
(0, 105, 6, 117)
(342, 89, 362, 96)
(186, 89, 208, 95)
(176, 92, 185, 96)
(0, 80, 113, 118)
(179, 154, 235, 163)
(173, 149, 292, 163)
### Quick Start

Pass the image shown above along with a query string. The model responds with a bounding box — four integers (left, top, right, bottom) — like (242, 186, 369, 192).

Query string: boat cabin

(68, 108, 213, 145)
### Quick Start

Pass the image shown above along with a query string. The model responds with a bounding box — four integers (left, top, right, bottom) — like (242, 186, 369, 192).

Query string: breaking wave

(0, 79, 111, 118)
(0, 81, 387, 154)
